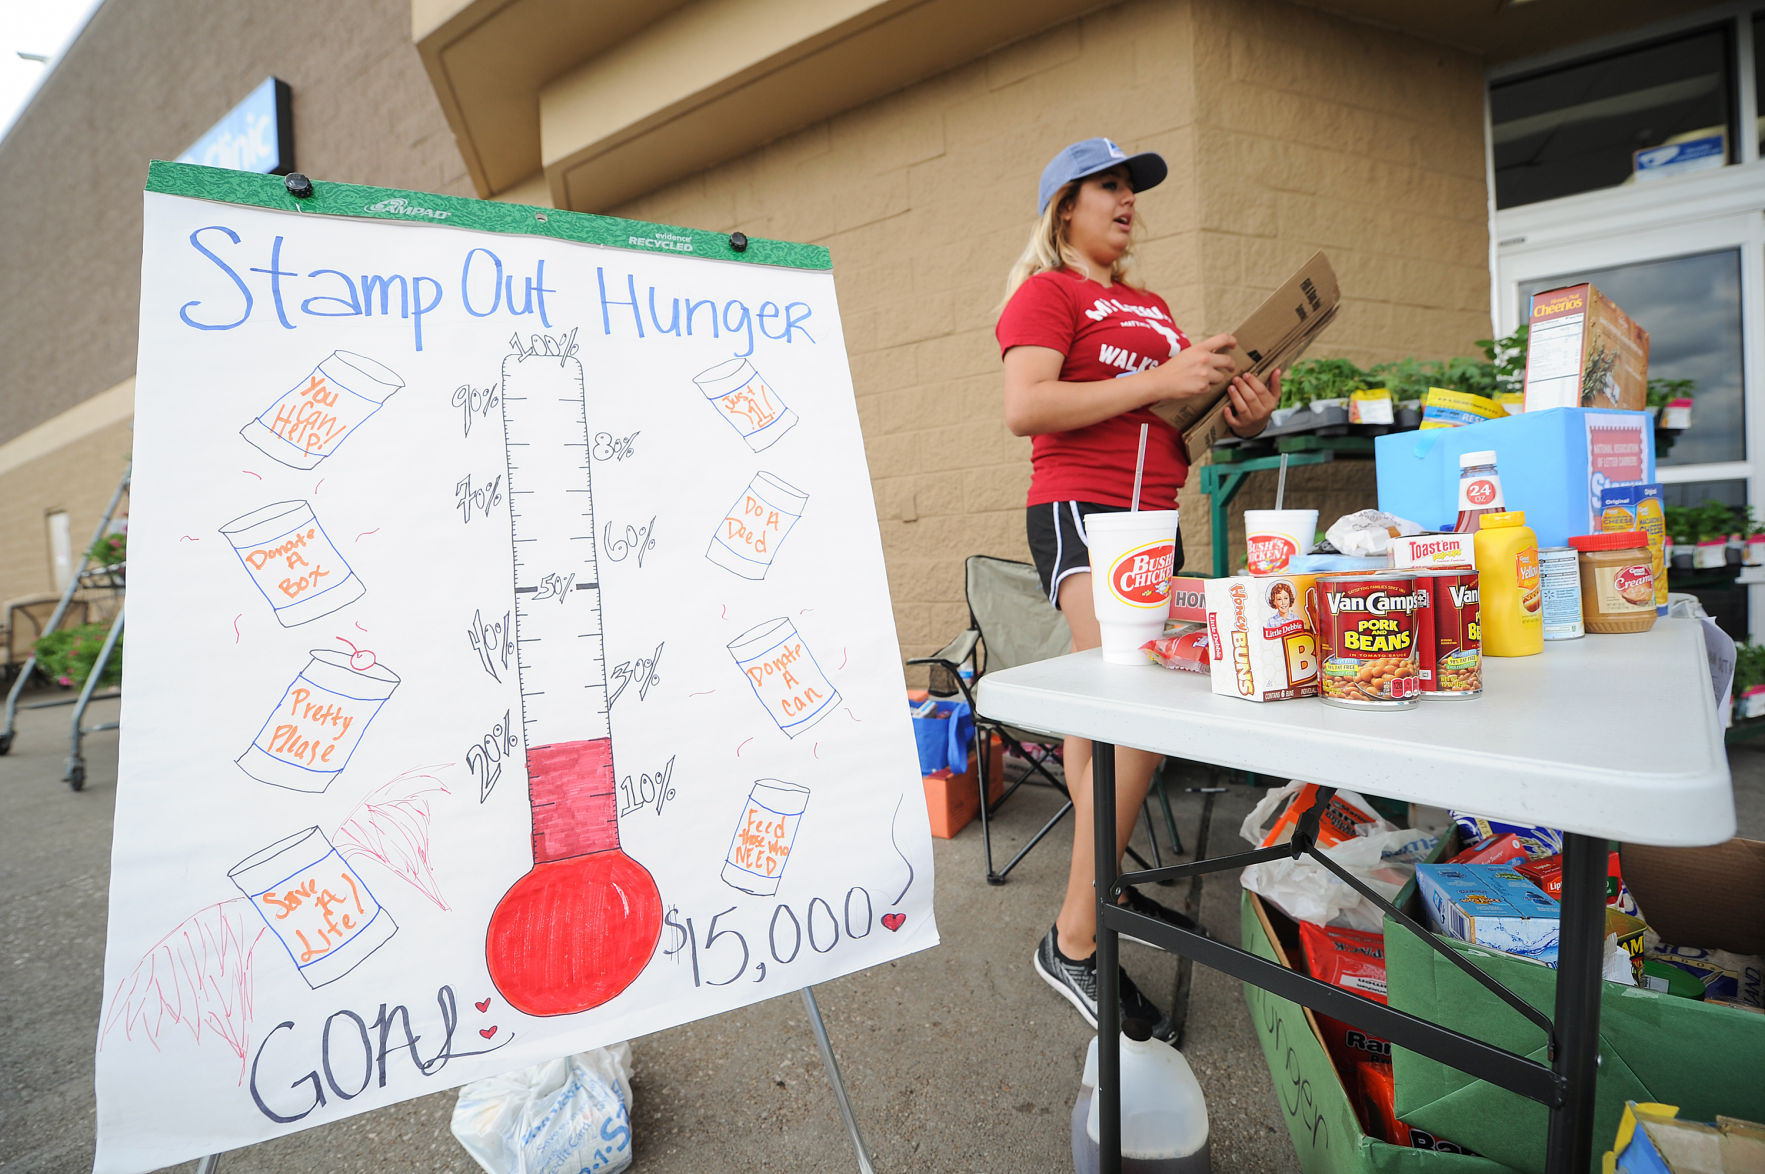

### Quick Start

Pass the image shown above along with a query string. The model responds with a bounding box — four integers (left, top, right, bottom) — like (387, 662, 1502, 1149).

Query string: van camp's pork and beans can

(1414, 569, 1482, 699)
(1316, 572, 1425, 710)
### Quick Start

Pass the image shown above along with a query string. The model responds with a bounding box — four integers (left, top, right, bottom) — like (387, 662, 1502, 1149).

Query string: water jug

(1072, 1020, 1211, 1173)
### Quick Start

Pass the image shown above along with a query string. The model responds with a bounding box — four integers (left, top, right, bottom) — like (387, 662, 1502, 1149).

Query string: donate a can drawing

(707, 472, 809, 580)
(237, 650, 401, 793)
(242, 351, 404, 469)
(727, 618, 839, 738)
(693, 358, 796, 451)
(723, 780, 811, 896)
(229, 827, 397, 988)
(220, 500, 365, 626)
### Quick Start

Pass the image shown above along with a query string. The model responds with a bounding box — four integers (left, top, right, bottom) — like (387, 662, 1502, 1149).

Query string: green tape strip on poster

(145, 161, 831, 271)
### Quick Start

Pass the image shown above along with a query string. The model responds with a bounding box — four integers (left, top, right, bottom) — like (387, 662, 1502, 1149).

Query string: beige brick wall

(0, 420, 133, 615)
(612, 0, 1492, 678)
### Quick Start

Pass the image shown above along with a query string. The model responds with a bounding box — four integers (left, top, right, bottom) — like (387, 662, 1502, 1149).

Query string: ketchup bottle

(1454, 451, 1506, 533)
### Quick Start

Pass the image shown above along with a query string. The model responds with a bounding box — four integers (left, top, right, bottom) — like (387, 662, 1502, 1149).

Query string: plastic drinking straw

(1131, 423, 1149, 512)
(1275, 454, 1290, 510)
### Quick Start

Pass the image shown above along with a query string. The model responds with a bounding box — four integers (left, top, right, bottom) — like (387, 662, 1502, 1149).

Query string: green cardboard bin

(1241, 890, 1520, 1172)
(1386, 838, 1765, 1174)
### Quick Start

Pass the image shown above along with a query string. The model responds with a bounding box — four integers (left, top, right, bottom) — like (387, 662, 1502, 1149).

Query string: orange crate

(922, 734, 1008, 838)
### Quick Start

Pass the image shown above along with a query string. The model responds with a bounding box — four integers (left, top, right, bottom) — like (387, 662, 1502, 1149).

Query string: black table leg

(1544, 831, 1608, 1172)
(1094, 739, 1121, 1174)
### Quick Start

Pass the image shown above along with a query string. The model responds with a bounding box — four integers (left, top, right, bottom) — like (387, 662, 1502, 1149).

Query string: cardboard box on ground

(1241, 823, 1765, 1173)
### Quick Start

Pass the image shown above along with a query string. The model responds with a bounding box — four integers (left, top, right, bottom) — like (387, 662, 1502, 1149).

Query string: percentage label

(456, 473, 504, 524)
(451, 383, 499, 438)
(617, 755, 677, 818)
(609, 641, 664, 708)
(467, 608, 513, 682)
(592, 431, 640, 462)
(604, 515, 658, 568)
(533, 571, 576, 603)
(466, 709, 519, 803)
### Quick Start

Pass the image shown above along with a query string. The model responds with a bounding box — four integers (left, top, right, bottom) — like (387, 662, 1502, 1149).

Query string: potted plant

(1734, 642, 1765, 721)
(1648, 378, 1695, 430)
(1693, 500, 1734, 569)
(1280, 357, 1367, 427)
(31, 621, 123, 690)
(86, 528, 126, 570)
(1664, 505, 1695, 569)
(1744, 506, 1765, 568)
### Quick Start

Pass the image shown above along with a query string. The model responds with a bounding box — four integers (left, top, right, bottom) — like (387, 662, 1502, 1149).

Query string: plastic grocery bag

(450, 1044, 635, 1174)
(1238, 781, 1437, 932)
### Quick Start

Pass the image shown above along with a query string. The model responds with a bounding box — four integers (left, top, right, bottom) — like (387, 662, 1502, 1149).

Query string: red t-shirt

(996, 268, 1191, 509)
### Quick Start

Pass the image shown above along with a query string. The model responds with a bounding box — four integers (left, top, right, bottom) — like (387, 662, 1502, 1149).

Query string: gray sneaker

(1033, 926, 1175, 1042)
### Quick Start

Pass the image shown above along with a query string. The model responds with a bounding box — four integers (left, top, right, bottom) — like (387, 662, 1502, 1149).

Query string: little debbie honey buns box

(1205, 574, 1320, 702)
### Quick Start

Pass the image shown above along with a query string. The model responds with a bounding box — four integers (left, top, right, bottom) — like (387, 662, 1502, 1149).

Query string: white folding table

(976, 618, 1734, 1174)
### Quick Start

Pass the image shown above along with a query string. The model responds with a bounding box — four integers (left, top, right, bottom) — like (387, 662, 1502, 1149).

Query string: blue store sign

(177, 77, 293, 175)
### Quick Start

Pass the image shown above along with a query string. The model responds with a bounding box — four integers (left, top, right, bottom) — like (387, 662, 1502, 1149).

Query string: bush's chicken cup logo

(1107, 540, 1175, 608)
(1246, 532, 1299, 576)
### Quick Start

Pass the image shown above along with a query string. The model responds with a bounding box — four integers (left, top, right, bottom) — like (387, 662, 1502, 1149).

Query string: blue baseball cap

(1038, 138, 1167, 215)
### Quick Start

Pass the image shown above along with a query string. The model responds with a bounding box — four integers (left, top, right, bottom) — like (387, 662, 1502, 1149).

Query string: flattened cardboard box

(1152, 251, 1341, 461)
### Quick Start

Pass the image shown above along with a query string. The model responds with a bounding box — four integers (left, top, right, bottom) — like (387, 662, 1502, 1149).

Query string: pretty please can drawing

(237, 650, 401, 792)
(1413, 569, 1481, 699)
(1316, 572, 1425, 710)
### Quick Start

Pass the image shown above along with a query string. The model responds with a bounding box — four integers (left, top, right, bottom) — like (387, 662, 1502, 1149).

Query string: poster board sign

(94, 162, 938, 1173)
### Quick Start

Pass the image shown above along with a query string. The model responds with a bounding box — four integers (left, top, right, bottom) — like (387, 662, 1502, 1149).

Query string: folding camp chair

(910, 555, 1168, 884)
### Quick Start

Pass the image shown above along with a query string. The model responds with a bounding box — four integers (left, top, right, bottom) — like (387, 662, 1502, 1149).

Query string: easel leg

(194, 1155, 220, 1173)
(802, 985, 877, 1174)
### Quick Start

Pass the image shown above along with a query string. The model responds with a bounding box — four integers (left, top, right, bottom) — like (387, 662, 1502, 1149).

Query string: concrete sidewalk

(5, 690, 1761, 1173)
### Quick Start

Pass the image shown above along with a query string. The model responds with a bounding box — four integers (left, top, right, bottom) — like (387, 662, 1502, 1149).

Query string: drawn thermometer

(484, 343, 663, 1018)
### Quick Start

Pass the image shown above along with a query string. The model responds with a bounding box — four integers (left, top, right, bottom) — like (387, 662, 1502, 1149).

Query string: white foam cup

(1244, 509, 1318, 575)
(1086, 509, 1180, 665)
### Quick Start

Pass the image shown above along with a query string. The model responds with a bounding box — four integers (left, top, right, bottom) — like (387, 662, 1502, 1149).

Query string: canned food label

(1107, 540, 1175, 608)
(1424, 574, 1482, 695)
(1319, 577, 1425, 705)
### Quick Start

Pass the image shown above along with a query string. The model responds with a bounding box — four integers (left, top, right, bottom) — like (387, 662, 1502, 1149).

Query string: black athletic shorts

(1025, 501, 1184, 607)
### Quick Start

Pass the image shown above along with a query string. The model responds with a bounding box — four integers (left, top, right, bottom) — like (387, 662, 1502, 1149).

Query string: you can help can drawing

(229, 826, 397, 988)
(241, 351, 404, 469)
(727, 618, 840, 738)
(219, 500, 365, 626)
(707, 471, 808, 580)
(237, 650, 401, 792)
(723, 780, 811, 896)
(693, 358, 797, 451)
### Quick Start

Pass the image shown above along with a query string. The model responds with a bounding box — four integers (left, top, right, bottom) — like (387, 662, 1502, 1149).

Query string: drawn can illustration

(693, 358, 796, 451)
(237, 650, 401, 792)
(229, 826, 397, 988)
(706, 471, 808, 580)
(219, 500, 365, 625)
(727, 617, 840, 738)
(722, 780, 810, 896)
(241, 351, 404, 469)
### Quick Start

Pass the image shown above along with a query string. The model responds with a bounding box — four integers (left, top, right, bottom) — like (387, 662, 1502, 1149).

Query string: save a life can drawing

(693, 358, 797, 451)
(219, 500, 365, 626)
(241, 351, 404, 469)
(229, 827, 397, 988)
(707, 472, 808, 580)
(722, 780, 811, 896)
(727, 618, 839, 738)
(237, 650, 401, 792)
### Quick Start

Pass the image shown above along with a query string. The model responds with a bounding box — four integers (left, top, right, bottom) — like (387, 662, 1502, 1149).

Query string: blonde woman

(997, 137, 1279, 1039)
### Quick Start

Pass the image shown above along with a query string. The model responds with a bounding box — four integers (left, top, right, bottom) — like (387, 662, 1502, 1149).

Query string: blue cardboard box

(1416, 862, 1561, 966)
(1376, 408, 1654, 547)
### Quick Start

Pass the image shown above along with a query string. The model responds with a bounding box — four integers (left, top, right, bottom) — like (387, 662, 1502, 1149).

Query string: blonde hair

(999, 177, 1143, 309)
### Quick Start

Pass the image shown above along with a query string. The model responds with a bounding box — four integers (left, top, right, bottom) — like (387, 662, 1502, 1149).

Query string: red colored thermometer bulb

(484, 346, 662, 1017)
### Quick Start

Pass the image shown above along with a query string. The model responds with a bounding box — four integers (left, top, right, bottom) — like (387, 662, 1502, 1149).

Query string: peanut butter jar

(1566, 531, 1657, 634)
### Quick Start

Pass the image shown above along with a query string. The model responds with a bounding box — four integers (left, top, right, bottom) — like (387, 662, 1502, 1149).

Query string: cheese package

(1204, 574, 1320, 702)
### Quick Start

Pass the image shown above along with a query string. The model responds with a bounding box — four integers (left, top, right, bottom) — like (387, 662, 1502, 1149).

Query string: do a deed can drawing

(723, 780, 811, 896)
(707, 471, 809, 580)
(229, 827, 397, 988)
(727, 617, 839, 738)
(242, 351, 404, 469)
(238, 650, 401, 792)
(219, 500, 364, 626)
(694, 358, 796, 451)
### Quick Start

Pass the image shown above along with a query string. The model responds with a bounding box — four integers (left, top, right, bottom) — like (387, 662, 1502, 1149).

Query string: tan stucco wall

(609, 0, 1493, 668)
(0, 0, 468, 604)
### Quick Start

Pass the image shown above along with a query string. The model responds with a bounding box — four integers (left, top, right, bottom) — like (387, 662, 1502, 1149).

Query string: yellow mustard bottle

(1474, 510, 1543, 657)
